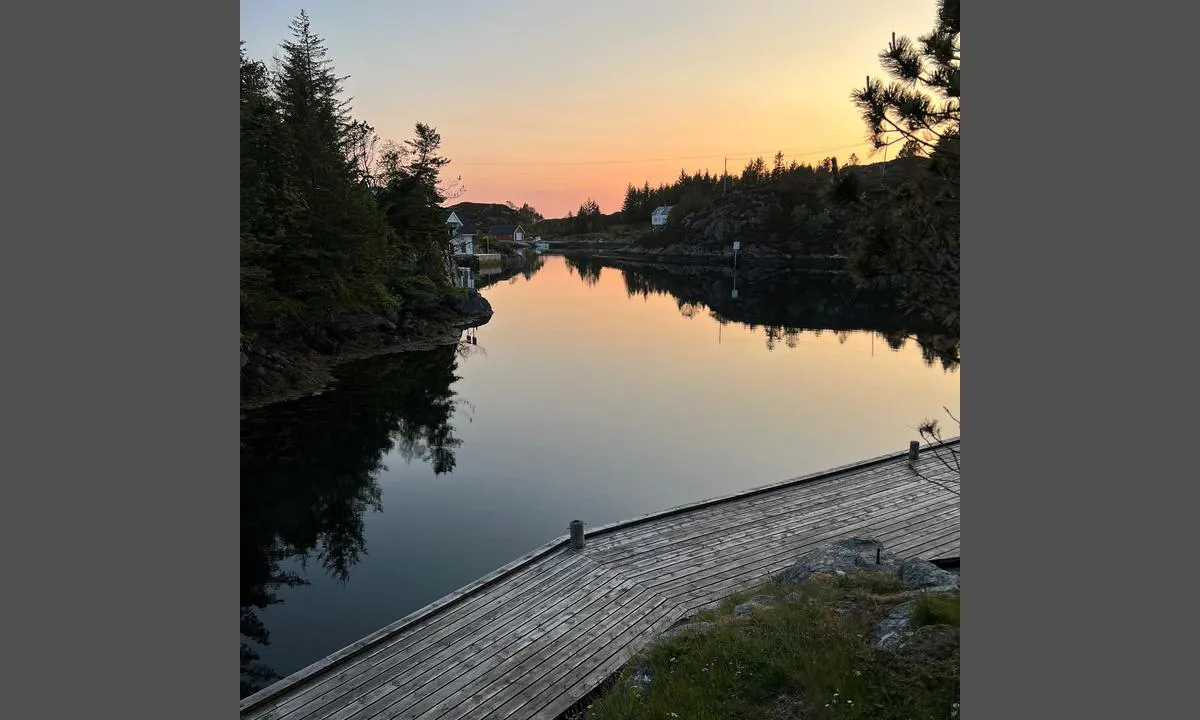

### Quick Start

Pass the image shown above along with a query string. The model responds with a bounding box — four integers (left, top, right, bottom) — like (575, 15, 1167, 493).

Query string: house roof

(652, 206, 674, 215)
(488, 224, 523, 235)
(446, 210, 477, 235)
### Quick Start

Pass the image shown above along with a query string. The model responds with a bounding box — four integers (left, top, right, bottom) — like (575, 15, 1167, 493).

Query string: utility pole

(723, 157, 728, 195)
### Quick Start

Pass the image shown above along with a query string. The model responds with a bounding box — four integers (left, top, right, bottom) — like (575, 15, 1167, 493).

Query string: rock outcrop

(240, 290, 493, 409)
(774, 537, 959, 589)
(775, 537, 904, 584)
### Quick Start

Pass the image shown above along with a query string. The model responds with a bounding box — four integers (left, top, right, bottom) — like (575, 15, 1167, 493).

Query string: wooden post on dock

(570, 520, 586, 549)
(908, 440, 920, 465)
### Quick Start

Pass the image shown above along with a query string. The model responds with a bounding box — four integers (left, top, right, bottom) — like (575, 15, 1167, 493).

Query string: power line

(453, 142, 864, 168)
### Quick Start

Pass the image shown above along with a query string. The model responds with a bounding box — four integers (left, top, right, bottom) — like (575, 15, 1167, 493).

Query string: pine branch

(907, 462, 961, 495)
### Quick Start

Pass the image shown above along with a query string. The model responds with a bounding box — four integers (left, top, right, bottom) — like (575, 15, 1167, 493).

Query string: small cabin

(651, 206, 673, 229)
(488, 224, 525, 244)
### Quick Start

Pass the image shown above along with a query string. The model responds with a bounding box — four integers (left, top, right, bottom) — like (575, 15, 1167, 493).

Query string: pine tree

(850, 0, 959, 162)
(846, 0, 960, 330)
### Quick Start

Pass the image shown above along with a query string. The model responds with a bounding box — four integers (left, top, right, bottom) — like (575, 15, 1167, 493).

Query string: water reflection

(564, 254, 604, 287)
(471, 251, 549, 291)
(239, 253, 959, 691)
(571, 255, 959, 370)
(239, 343, 469, 697)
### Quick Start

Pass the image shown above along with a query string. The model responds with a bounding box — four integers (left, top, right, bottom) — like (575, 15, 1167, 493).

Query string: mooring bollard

(908, 440, 920, 463)
(570, 520, 586, 549)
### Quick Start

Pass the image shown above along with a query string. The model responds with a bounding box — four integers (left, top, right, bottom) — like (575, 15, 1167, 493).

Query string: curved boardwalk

(242, 440, 961, 720)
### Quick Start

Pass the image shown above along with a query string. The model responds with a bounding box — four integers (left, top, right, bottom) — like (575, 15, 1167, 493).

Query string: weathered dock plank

(241, 440, 960, 720)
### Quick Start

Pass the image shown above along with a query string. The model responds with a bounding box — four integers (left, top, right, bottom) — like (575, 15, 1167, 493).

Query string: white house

(446, 211, 476, 255)
(651, 205, 673, 229)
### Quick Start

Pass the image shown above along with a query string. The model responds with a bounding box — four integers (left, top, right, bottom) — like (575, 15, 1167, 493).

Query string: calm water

(240, 254, 960, 694)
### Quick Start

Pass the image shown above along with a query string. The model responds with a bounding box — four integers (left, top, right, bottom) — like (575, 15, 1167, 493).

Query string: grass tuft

(909, 591, 960, 629)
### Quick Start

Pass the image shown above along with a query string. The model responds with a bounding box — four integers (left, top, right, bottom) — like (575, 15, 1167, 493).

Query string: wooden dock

(241, 440, 961, 720)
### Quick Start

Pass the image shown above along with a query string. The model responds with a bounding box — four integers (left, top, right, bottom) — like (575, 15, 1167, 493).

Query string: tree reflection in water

(586, 255, 959, 370)
(239, 342, 470, 697)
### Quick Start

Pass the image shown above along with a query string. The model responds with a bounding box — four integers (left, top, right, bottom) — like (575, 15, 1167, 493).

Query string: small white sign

(732, 241, 741, 251)
(731, 288, 739, 299)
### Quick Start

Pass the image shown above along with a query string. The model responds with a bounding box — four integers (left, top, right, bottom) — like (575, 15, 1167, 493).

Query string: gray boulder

(872, 600, 918, 650)
(898, 558, 960, 589)
(872, 598, 959, 656)
(775, 538, 900, 585)
(775, 538, 961, 592)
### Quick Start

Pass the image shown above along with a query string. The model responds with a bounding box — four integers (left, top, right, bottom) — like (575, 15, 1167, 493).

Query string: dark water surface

(240, 254, 960, 694)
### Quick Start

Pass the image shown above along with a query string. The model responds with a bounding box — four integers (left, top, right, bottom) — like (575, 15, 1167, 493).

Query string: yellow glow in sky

(240, 0, 942, 217)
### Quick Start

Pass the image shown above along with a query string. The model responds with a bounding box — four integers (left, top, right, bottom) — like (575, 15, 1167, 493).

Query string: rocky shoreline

(566, 248, 849, 272)
(240, 290, 494, 412)
(545, 236, 848, 268)
(620, 243, 847, 265)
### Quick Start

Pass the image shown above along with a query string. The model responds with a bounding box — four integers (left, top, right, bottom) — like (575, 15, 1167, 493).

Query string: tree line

(539, 154, 851, 238)
(553, 0, 960, 329)
(619, 154, 852, 224)
(240, 11, 463, 338)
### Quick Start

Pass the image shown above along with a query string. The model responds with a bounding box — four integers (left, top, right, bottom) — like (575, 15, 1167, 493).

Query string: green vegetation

(489, 240, 518, 256)
(910, 592, 960, 629)
(240, 11, 461, 338)
(574, 572, 959, 720)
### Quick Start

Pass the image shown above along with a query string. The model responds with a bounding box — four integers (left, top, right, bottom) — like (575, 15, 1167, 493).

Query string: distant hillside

(536, 156, 934, 247)
(625, 156, 939, 259)
(537, 210, 624, 237)
(446, 202, 542, 235)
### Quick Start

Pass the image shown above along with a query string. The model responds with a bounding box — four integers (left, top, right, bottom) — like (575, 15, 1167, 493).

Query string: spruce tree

(272, 10, 392, 321)
(241, 43, 305, 330)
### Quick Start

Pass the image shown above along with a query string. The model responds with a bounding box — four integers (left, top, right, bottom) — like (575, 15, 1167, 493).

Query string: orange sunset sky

(240, 0, 941, 218)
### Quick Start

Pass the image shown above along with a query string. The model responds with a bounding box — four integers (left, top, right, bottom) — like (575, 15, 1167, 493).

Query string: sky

(240, 0, 940, 219)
